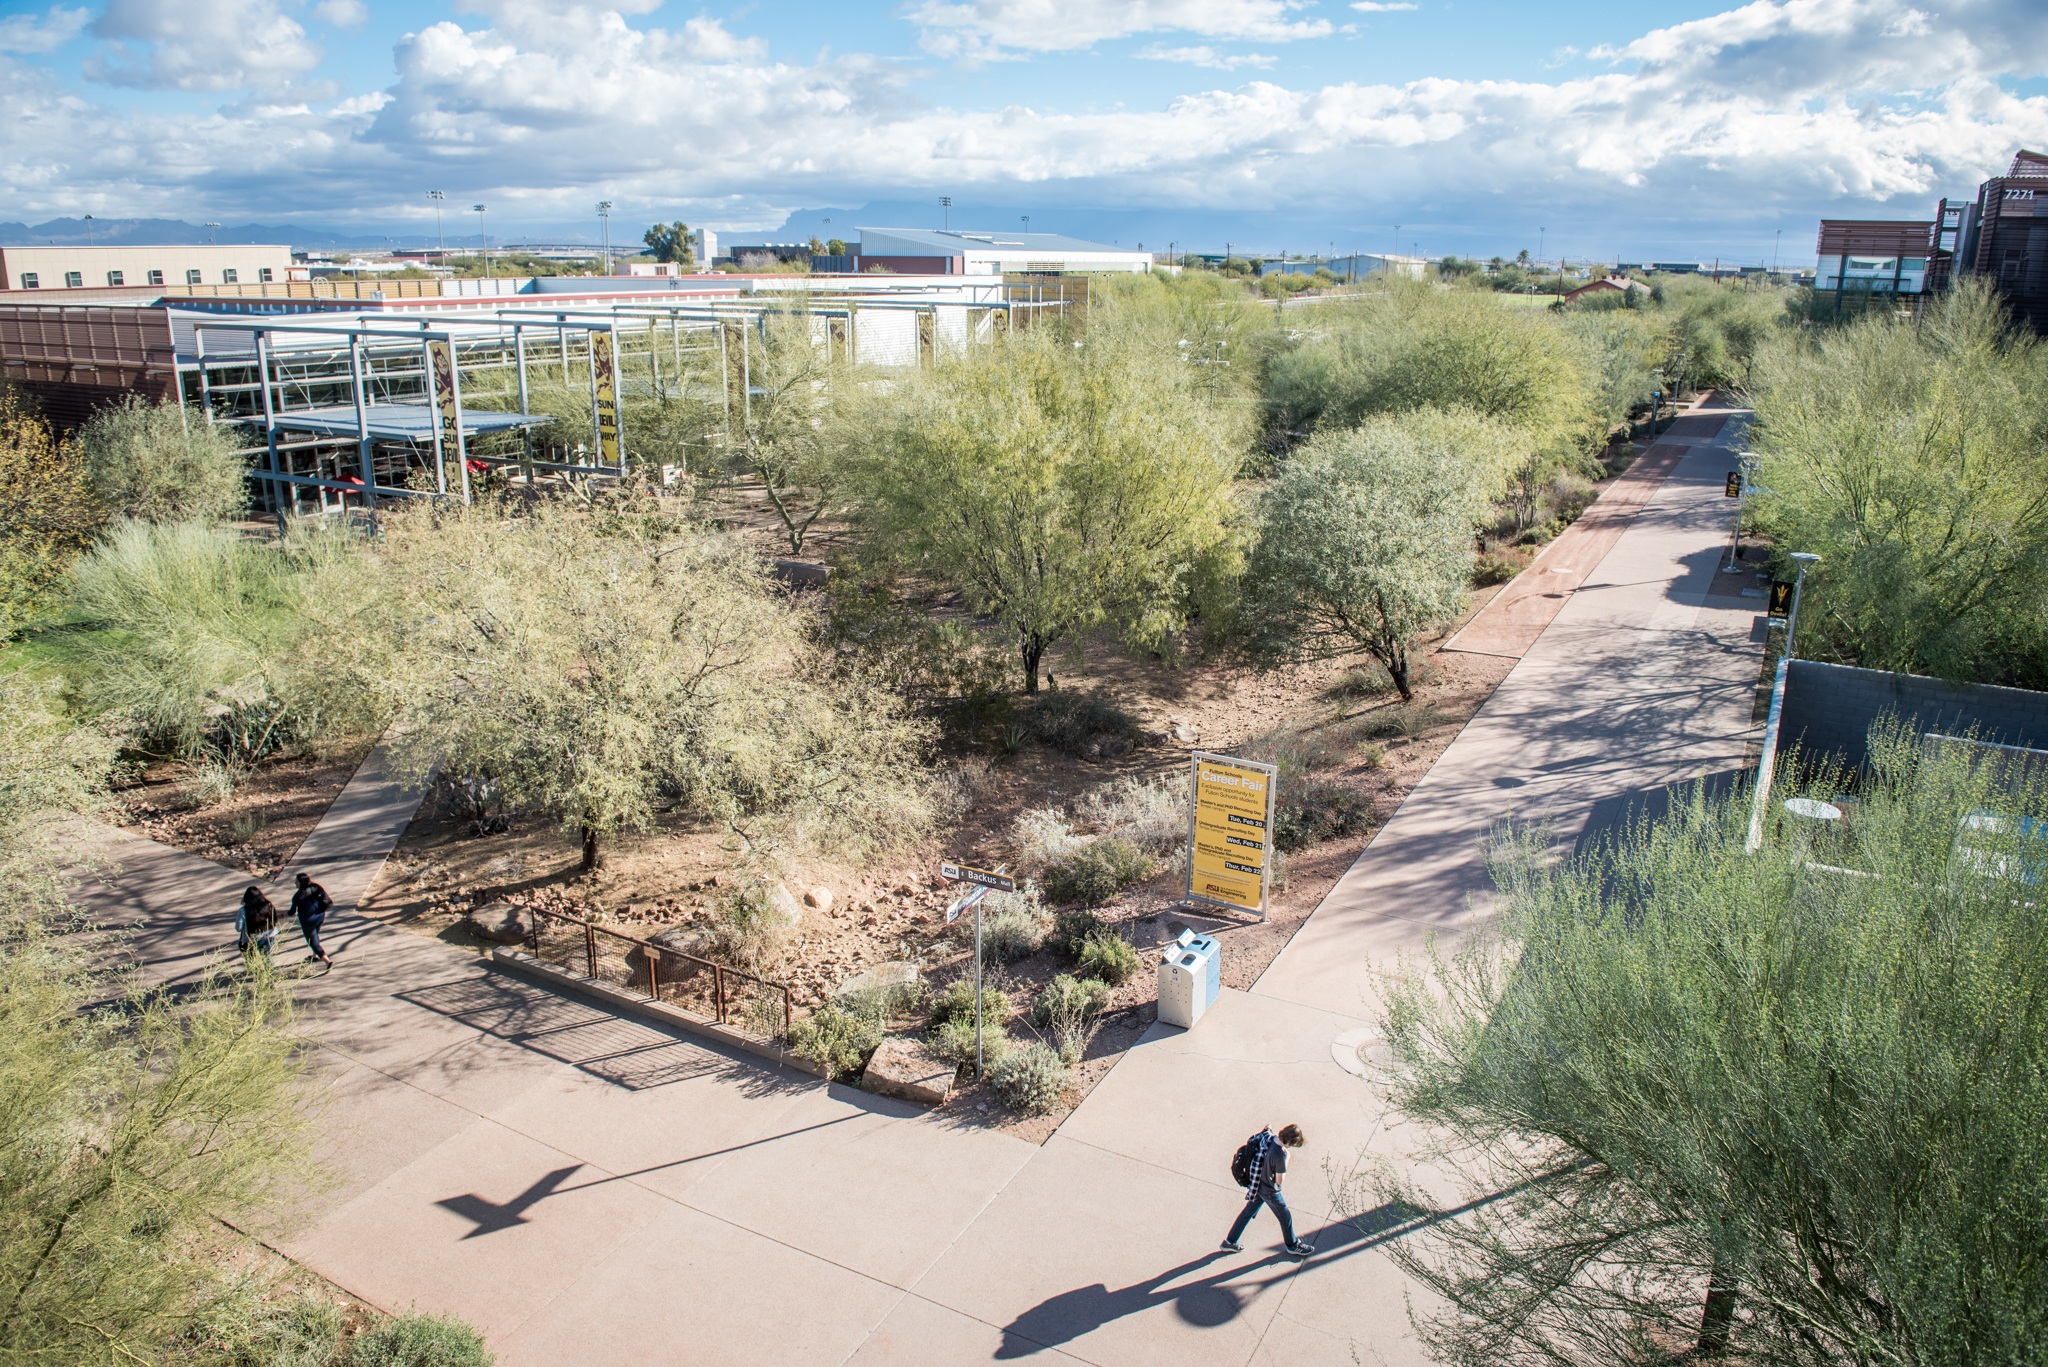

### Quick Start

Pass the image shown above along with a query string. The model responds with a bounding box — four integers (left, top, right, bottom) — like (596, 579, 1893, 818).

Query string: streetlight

(1021, 215, 1030, 233)
(204, 221, 219, 244)
(1783, 551, 1820, 661)
(597, 200, 613, 277)
(939, 196, 952, 230)
(472, 204, 488, 278)
(428, 191, 445, 257)
(84, 213, 95, 248)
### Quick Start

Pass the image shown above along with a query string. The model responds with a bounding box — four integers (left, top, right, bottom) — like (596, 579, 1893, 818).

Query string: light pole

(597, 200, 613, 277)
(1021, 215, 1030, 233)
(1782, 551, 1820, 662)
(84, 214, 95, 248)
(428, 191, 444, 257)
(205, 221, 220, 245)
(939, 196, 952, 230)
(472, 204, 488, 278)
(1772, 228, 1781, 278)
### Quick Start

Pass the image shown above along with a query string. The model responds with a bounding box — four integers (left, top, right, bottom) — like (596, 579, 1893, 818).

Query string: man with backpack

(1223, 1123, 1312, 1257)
(290, 871, 334, 965)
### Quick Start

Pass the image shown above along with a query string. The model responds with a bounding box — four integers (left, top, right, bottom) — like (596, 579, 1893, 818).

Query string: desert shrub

(75, 396, 250, 525)
(1076, 773, 1185, 855)
(1012, 805, 1085, 874)
(1334, 662, 1396, 699)
(1473, 550, 1523, 586)
(0, 385, 100, 637)
(837, 978, 925, 1024)
(1274, 779, 1375, 852)
(787, 1000, 882, 1081)
(988, 1041, 1071, 1115)
(1034, 972, 1114, 1062)
(1049, 908, 1104, 957)
(1041, 837, 1153, 907)
(346, 1311, 494, 1367)
(928, 1015, 1012, 1076)
(1361, 699, 1443, 741)
(1019, 691, 1144, 760)
(1240, 726, 1350, 780)
(977, 884, 1047, 964)
(705, 880, 801, 972)
(927, 977, 1013, 1029)
(1077, 929, 1142, 985)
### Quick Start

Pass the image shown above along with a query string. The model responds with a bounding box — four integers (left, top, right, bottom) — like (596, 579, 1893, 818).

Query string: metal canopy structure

(257, 402, 542, 441)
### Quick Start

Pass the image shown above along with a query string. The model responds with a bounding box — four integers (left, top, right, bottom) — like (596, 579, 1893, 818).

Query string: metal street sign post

(939, 862, 1013, 1076)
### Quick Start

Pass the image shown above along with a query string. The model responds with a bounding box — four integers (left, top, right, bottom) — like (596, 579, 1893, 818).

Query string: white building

(1814, 220, 1933, 295)
(0, 243, 295, 292)
(854, 228, 1152, 275)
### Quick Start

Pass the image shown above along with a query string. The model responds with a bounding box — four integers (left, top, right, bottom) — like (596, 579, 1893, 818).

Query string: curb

(485, 948, 829, 1080)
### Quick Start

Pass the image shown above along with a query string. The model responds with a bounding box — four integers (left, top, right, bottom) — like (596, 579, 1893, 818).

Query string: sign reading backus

(1186, 752, 1278, 918)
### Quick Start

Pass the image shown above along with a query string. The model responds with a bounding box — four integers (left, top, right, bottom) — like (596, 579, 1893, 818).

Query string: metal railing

(520, 905, 793, 1036)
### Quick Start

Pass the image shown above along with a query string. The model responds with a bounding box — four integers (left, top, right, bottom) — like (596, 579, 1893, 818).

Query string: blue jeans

(1226, 1186, 1297, 1247)
(298, 914, 327, 959)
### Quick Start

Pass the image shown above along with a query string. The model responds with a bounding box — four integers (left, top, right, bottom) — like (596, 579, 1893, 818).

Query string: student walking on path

(1223, 1123, 1313, 1257)
(290, 872, 334, 965)
(237, 885, 278, 957)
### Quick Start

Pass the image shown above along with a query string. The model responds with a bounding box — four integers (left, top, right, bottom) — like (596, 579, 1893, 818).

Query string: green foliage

(1653, 275, 1788, 390)
(1748, 283, 2048, 686)
(1075, 929, 1142, 985)
(345, 1313, 494, 1367)
(1370, 729, 2048, 1367)
(1048, 908, 1103, 957)
(718, 302, 860, 555)
(1244, 414, 1486, 698)
(1074, 773, 1185, 856)
(978, 887, 1046, 964)
(1033, 972, 1113, 1062)
(705, 880, 802, 972)
(1040, 836, 1153, 907)
(927, 977, 1012, 1029)
(988, 1041, 1071, 1114)
(1017, 690, 1143, 760)
(642, 221, 693, 265)
(336, 496, 934, 869)
(76, 397, 249, 525)
(1558, 307, 1669, 439)
(845, 324, 1247, 692)
(927, 1015, 1012, 1076)
(1272, 778, 1374, 852)
(0, 387, 100, 638)
(788, 999, 883, 1081)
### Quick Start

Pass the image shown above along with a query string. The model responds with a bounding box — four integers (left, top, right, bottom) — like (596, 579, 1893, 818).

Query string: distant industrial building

(839, 228, 1151, 275)
(1274, 254, 1428, 281)
(0, 243, 295, 292)
(1818, 149, 2048, 330)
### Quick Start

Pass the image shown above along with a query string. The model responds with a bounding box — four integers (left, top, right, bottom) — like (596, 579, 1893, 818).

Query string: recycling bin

(1157, 929, 1222, 1028)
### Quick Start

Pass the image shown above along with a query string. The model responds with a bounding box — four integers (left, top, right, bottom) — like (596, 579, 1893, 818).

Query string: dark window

(64, 271, 82, 288)
(258, 267, 273, 282)
(106, 270, 124, 286)
(19, 272, 37, 289)
(148, 269, 164, 285)
(222, 268, 239, 283)
(186, 269, 202, 285)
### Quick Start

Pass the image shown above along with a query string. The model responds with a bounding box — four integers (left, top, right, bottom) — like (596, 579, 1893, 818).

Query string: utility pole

(597, 200, 613, 277)
(428, 190, 444, 258)
(473, 204, 488, 278)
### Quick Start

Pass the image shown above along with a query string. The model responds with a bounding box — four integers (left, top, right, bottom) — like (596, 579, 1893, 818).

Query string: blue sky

(3, 0, 2046, 260)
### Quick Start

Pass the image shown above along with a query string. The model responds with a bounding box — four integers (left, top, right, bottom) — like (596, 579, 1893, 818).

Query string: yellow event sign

(592, 328, 620, 466)
(1186, 752, 1278, 918)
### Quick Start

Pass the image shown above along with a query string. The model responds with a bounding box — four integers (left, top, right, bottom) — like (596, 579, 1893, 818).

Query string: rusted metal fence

(521, 904, 792, 1036)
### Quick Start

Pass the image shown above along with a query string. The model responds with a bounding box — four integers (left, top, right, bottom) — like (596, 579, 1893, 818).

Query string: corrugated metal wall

(0, 303, 178, 430)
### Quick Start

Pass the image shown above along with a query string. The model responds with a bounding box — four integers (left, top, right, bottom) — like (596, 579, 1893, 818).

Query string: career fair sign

(1186, 752, 1278, 918)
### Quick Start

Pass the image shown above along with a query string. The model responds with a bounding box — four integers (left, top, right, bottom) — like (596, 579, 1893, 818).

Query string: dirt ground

(113, 743, 373, 876)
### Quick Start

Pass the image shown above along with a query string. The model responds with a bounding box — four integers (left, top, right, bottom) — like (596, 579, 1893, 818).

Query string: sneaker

(1286, 1242, 1315, 1258)
(1219, 1240, 1241, 1253)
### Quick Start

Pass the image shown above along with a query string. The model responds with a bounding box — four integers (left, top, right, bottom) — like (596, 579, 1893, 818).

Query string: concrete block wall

(1777, 659, 2048, 770)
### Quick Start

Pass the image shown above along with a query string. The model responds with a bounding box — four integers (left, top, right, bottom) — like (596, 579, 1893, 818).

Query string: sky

(2, 0, 2046, 261)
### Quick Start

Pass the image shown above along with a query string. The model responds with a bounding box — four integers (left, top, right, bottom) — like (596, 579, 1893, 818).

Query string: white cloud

(4, 0, 2046, 246)
(88, 0, 321, 89)
(0, 6, 88, 54)
(907, 0, 1332, 58)
(1350, 3, 1419, 11)
(312, 0, 370, 27)
(1139, 44, 1278, 68)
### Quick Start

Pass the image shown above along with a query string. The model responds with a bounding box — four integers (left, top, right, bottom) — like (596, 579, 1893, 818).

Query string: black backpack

(1231, 1130, 1271, 1188)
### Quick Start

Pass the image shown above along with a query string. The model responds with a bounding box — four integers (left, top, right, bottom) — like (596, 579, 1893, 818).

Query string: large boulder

(626, 926, 715, 988)
(467, 901, 534, 944)
(862, 1036, 955, 1105)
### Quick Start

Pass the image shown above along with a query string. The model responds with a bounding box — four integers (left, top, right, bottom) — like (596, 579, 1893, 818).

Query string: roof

(1562, 276, 1647, 302)
(265, 402, 546, 441)
(855, 227, 1142, 256)
(1816, 220, 1933, 256)
(2008, 149, 2048, 179)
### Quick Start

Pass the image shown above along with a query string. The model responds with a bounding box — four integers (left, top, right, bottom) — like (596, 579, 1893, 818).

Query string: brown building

(1958, 149, 2048, 333)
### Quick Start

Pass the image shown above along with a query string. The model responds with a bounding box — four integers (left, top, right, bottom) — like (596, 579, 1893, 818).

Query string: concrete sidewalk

(66, 398, 1765, 1367)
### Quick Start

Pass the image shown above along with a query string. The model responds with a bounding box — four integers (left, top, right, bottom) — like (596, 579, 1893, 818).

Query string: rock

(466, 901, 534, 944)
(836, 960, 920, 1000)
(861, 1037, 955, 1105)
(1172, 722, 1198, 744)
(803, 886, 834, 913)
(625, 926, 715, 986)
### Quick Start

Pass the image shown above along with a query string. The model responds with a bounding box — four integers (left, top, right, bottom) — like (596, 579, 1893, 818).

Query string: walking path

(66, 398, 1765, 1366)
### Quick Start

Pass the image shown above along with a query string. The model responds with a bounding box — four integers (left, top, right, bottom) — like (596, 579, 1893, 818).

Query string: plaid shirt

(1246, 1130, 1286, 1197)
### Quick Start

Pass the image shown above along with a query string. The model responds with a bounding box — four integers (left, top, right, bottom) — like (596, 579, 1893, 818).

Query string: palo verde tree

(0, 385, 99, 638)
(1748, 282, 2048, 688)
(847, 323, 1245, 693)
(74, 395, 249, 526)
(347, 493, 932, 870)
(726, 302, 858, 556)
(1367, 727, 2048, 1367)
(1242, 412, 1490, 699)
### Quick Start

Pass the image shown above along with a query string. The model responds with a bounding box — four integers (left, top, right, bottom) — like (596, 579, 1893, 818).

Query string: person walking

(290, 871, 334, 965)
(1223, 1123, 1313, 1257)
(237, 885, 278, 958)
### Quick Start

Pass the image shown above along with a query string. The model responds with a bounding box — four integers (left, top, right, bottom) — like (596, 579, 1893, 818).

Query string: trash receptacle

(1157, 929, 1222, 1028)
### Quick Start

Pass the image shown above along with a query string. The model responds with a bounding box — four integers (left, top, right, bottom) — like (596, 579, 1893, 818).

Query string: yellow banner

(1187, 754, 1275, 915)
(428, 340, 459, 451)
(592, 329, 620, 466)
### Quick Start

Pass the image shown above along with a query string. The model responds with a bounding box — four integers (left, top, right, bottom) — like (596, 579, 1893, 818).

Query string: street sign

(1185, 752, 1278, 919)
(1767, 580, 1794, 618)
(945, 884, 986, 924)
(940, 862, 1016, 893)
(1725, 472, 1742, 498)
